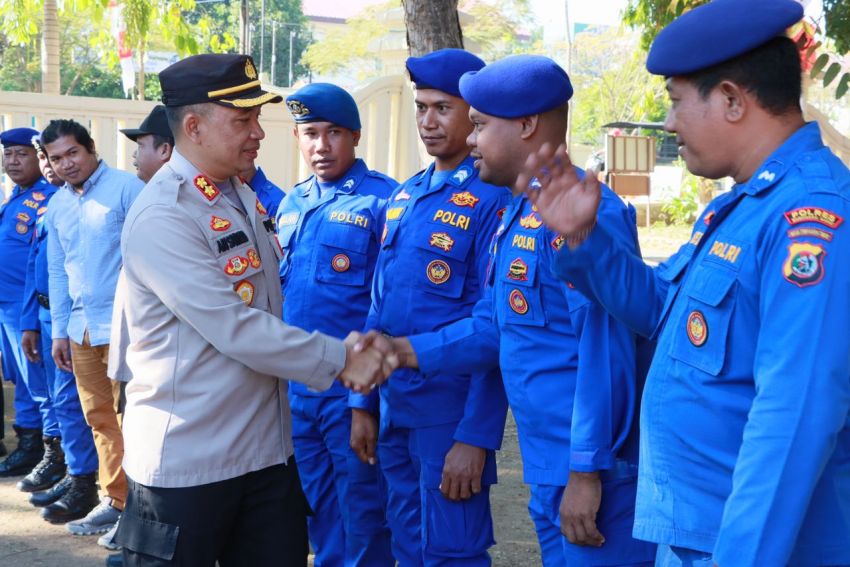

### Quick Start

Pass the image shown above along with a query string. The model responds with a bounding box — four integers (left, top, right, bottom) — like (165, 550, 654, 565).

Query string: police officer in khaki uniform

(108, 53, 389, 567)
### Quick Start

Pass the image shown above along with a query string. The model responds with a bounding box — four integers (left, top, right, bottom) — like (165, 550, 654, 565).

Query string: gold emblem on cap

(287, 100, 310, 117)
(245, 58, 258, 80)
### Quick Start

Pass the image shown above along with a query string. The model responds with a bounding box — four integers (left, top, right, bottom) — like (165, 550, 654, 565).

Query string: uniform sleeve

(348, 242, 386, 413)
(124, 204, 347, 388)
(19, 236, 40, 332)
(712, 196, 850, 565)
(46, 209, 71, 339)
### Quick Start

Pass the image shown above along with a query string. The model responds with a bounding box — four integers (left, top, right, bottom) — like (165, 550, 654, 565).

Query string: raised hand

(350, 408, 378, 465)
(560, 470, 605, 547)
(516, 142, 602, 246)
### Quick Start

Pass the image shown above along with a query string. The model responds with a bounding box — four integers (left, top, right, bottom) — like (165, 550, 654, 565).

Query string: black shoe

(41, 473, 99, 524)
(30, 473, 73, 507)
(17, 437, 66, 492)
(0, 426, 44, 477)
(106, 553, 123, 567)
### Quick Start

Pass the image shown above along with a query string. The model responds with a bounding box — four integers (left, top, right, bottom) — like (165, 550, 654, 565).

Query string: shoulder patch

(784, 207, 843, 229)
(783, 242, 825, 288)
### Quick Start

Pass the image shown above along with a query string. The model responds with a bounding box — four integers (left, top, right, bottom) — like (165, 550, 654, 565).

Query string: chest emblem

(224, 255, 249, 276)
(507, 258, 529, 281)
(247, 248, 262, 269)
(234, 280, 255, 306)
(37, 206, 48, 216)
(509, 289, 528, 315)
(194, 175, 220, 201)
(210, 215, 232, 231)
(32, 191, 46, 202)
(686, 311, 708, 347)
(16, 212, 31, 223)
(15, 222, 29, 235)
(449, 191, 479, 208)
(429, 232, 455, 252)
(426, 260, 451, 285)
(332, 253, 351, 273)
(519, 212, 543, 230)
(783, 242, 825, 288)
(256, 199, 268, 216)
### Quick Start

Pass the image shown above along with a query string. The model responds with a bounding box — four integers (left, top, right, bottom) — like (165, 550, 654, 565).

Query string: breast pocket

(669, 265, 737, 375)
(412, 227, 474, 299)
(497, 253, 546, 327)
(315, 222, 371, 287)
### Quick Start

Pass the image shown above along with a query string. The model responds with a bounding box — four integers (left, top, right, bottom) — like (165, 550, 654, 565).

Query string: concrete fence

(1, 74, 424, 193)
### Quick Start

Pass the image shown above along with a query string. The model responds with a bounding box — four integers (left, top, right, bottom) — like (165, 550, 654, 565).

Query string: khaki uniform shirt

(108, 149, 346, 488)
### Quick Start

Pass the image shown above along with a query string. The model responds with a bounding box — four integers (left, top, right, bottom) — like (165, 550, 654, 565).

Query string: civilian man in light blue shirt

(42, 119, 143, 536)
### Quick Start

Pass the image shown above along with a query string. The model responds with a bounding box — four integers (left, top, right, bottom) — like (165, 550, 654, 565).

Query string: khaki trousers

(70, 333, 127, 510)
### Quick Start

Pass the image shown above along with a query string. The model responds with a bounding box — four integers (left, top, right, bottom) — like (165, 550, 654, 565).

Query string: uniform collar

(300, 158, 368, 198)
(738, 122, 825, 196)
(12, 176, 49, 197)
(413, 155, 477, 195)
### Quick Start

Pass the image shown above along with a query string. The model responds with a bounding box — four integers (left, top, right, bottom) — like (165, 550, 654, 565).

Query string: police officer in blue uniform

(0, 127, 58, 478)
(277, 82, 396, 567)
(244, 164, 284, 220)
(349, 49, 511, 566)
(358, 55, 656, 566)
(523, 1, 850, 564)
(18, 135, 99, 512)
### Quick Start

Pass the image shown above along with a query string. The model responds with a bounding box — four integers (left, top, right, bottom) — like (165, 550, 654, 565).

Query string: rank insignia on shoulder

(37, 206, 48, 216)
(395, 189, 411, 201)
(16, 212, 31, 223)
(426, 259, 451, 285)
(509, 289, 529, 315)
(247, 248, 262, 269)
(507, 258, 529, 281)
(332, 253, 351, 273)
(686, 310, 708, 347)
(429, 232, 455, 252)
(783, 242, 825, 288)
(224, 255, 249, 276)
(449, 191, 479, 208)
(194, 175, 220, 202)
(32, 192, 46, 201)
(235, 280, 255, 306)
(452, 167, 471, 184)
(551, 235, 565, 251)
(256, 200, 268, 216)
(386, 207, 405, 221)
(519, 212, 543, 230)
(15, 222, 28, 235)
(210, 215, 232, 231)
(784, 207, 843, 229)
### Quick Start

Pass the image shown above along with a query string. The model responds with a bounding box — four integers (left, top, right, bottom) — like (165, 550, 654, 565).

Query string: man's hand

(338, 331, 398, 392)
(354, 331, 419, 369)
(441, 442, 486, 502)
(52, 338, 73, 372)
(560, 470, 604, 547)
(517, 142, 602, 247)
(350, 408, 378, 465)
(21, 331, 41, 363)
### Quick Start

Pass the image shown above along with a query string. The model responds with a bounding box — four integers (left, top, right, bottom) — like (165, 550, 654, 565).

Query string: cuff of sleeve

(51, 326, 69, 340)
(454, 426, 502, 451)
(408, 332, 443, 375)
(20, 317, 39, 332)
(348, 389, 379, 413)
(569, 447, 616, 473)
(303, 336, 346, 392)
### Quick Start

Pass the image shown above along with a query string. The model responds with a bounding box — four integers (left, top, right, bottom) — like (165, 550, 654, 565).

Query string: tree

(401, 0, 463, 55)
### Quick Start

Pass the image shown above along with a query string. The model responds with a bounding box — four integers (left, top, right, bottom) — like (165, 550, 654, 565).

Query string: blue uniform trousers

(528, 480, 655, 567)
(0, 305, 55, 433)
(39, 316, 97, 474)
(378, 420, 496, 567)
(290, 393, 393, 567)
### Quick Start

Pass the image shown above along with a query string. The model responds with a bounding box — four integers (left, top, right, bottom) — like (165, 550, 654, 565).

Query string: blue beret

(459, 55, 573, 118)
(406, 48, 485, 98)
(647, 0, 804, 76)
(1, 127, 40, 149)
(286, 83, 361, 131)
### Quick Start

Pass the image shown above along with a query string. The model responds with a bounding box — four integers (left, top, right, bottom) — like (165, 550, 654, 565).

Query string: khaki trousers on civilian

(70, 333, 127, 510)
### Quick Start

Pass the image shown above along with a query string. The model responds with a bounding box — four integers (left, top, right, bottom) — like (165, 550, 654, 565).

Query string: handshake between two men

(337, 331, 418, 393)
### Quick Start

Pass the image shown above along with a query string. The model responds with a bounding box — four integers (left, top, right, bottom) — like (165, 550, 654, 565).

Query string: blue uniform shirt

(277, 158, 397, 397)
(554, 122, 850, 565)
(46, 161, 143, 345)
(250, 166, 284, 220)
(0, 178, 55, 319)
(351, 157, 511, 451)
(410, 181, 642, 487)
(20, 186, 63, 330)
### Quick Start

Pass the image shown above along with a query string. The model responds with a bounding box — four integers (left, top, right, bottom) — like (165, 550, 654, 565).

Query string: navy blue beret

(647, 0, 804, 76)
(286, 83, 361, 131)
(406, 48, 485, 98)
(459, 55, 573, 118)
(1, 127, 40, 149)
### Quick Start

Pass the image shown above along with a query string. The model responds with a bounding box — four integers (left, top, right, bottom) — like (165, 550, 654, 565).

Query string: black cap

(120, 105, 173, 141)
(159, 54, 283, 108)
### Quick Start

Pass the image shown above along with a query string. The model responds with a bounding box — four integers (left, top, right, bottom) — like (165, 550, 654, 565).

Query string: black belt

(37, 293, 50, 309)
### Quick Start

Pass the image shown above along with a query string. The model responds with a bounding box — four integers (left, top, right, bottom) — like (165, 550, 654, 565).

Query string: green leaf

(822, 62, 841, 86)
(810, 53, 830, 78)
(836, 72, 850, 99)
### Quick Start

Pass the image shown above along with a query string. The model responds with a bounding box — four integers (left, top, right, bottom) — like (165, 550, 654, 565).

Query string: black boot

(41, 472, 99, 524)
(0, 426, 44, 477)
(17, 437, 66, 492)
(30, 473, 74, 507)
